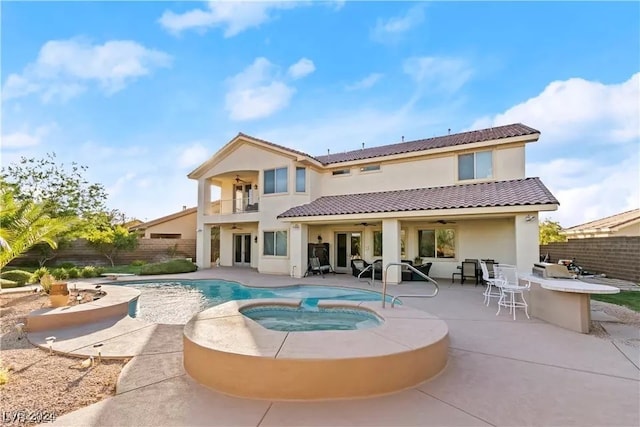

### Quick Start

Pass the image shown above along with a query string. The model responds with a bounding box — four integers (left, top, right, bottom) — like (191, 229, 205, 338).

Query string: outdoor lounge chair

(411, 262, 433, 281)
(351, 259, 372, 278)
(452, 261, 479, 285)
(306, 257, 332, 277)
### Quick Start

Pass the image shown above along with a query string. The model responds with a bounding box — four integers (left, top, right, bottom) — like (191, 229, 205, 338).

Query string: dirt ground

(0, 292, 127, 426)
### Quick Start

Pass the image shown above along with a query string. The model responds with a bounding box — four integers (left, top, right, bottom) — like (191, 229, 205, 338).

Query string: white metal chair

(480, 261, 501, 306)
(494, 264, 530, 320)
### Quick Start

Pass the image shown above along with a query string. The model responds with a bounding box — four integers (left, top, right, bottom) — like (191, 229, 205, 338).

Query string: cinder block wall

(540, 236, 640, 283)
(9, 238, 197, 267)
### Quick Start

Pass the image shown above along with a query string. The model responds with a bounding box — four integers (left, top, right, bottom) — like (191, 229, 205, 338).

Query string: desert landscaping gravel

(0, 293, 126, 426)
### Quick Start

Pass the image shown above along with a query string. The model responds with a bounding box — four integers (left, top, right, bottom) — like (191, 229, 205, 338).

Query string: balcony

(203, 197, 260, 224)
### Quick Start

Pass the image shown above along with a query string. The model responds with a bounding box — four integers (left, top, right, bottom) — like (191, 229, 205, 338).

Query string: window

(418, 229, 456, 258)
(373, 231, 383, 257)
(332, 168, 350, 176)
(295, 167, 306, 192)
(264, 167, 288, 194)
(458, 151, 492, 180)
(360, 164, 380, 172)
(149, 233, 181, 239)
(263, 231, 287, 256)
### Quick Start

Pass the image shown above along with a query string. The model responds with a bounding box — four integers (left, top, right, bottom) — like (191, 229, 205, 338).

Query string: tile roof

(563, 208, 640, 232)
(313, 123, 540, 165)
(278, 178, 558, 218)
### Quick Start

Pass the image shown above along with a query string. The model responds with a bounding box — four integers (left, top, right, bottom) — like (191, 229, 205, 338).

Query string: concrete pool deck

(35, 268, 639, 426)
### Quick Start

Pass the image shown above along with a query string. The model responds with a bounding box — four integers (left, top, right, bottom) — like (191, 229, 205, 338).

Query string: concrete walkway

(44, 269, 639, 426)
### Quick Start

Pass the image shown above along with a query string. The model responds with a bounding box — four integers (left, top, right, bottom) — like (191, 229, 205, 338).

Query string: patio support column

(514, 213, 539, 273)
(196, 224, 212, 269)
(382, 219, 401, 284)
(289, 223, 308, 278)
(196, 178, 212, 269)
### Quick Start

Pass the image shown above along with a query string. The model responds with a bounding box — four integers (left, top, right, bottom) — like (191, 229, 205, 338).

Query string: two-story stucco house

(188, 123, 559, 283)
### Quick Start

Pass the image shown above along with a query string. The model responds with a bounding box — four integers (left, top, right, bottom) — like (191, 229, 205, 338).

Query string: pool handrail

(382, 262, 439, 308)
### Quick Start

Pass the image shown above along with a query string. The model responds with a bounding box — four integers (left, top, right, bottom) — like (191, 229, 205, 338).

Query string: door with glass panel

(335, 232, 362, 273)
(233, 184, 252, 213)
(233, 234, 252, 266)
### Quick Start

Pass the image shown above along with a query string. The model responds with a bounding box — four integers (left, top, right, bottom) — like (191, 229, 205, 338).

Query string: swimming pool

(121, 279, 396, 324)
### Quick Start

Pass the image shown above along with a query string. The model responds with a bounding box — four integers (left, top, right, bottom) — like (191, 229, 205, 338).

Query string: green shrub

(40, 274, 54, 294)
(81, 266, 98, 278)
(130, 260, 147, 267)
(32, 267, 50, 283)
(0, 279, 18, 289)
(0, 270, 33, 286)
(57, 262, 76, 269)
(95, 266, 106, 275)
(140, 259, 197, 275)
(67, 267, 80, 279)
(51, 268, 69, 281)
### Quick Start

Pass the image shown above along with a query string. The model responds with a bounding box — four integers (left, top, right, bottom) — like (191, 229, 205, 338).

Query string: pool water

(122, 280, 396, 324)
(241, 305, 383, 332)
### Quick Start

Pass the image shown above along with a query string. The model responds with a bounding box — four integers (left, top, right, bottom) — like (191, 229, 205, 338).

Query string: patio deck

(48, 268, 639, 426)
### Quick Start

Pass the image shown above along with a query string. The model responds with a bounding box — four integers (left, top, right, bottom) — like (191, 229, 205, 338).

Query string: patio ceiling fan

(428, 219, 457, 224)
(234, 175, 247, 184)
(230, 224, 243, 230)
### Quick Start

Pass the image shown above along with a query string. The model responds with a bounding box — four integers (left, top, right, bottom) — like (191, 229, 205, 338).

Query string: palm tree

(0, 185, 77, 269)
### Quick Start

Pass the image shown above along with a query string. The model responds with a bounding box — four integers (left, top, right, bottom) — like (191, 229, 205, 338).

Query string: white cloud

(1, 123, 57, 149)
(346, 73, 383, 91)
(287, 58, 315, 80)
(403, 56, 473, 94)
(225, 57, 297, 121)
(532, 153, 640, 228)
(158, 1, 299, 37)
(178, 142, 210, 168)
(107, 172, 137, 198)
(472, 72, 640, 228)
(371, 4, 425, 43)
(2, 38, 172, 102)
(472, 73, 640, 144)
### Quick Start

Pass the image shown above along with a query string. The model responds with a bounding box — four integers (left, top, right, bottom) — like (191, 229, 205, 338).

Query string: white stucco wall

(143, 212, 197, 239)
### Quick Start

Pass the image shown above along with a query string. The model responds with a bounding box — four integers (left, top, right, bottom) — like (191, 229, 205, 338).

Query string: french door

(233, 234, 252, 266)
(335, 232, 362, 273)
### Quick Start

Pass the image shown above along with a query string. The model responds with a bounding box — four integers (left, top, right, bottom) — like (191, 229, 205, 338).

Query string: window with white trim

(264, 167, 288, 194)
(295, 167, 306, 192)
(418, 229, 456, 259)
(332, 168, 350, 176)
(263, 231, 287, 256)
(458, 151, 492, 180)
(360, 164, 380, 172)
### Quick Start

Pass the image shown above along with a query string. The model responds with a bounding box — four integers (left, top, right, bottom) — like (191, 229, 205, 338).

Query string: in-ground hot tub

(240, 305, 383, 332)
(183, 299, 449, 400)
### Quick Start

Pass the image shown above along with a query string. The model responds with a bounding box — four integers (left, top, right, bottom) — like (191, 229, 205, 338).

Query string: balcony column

(382, 219, 402, 284)
(514, 213, 539, 273)
(196, 224, 212, 269)
(289, 223, 308, 278)
(198, 178, 211, 215)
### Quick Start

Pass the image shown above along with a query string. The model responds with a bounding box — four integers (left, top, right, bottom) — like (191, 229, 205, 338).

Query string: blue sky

(2, 1, 639, 226)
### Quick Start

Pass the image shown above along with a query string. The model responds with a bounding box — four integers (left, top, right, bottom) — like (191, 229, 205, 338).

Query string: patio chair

(480, 261, 501, 306)
(351, 259, 372, 278)
(411, 262, 433, 281)
(494, 264, 530, 320)
(305, 257, 332, 278)
(452, 261, 479, 285)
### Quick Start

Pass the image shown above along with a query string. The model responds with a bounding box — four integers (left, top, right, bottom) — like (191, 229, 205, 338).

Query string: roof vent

(448, 128, 451, 135)
(401, 136, 404, 142)
(182, 205, 187, 211)
(362, 142, 365, 150)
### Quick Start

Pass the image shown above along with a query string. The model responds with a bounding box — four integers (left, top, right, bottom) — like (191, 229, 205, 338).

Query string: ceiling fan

(230, 224, 243, 230)
(428, 219, 457, 224)
(235, 175, 247, 184)
(355, 222, 371, 226)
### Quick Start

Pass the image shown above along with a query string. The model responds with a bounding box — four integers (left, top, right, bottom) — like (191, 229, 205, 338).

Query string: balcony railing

(209, 197, 260, 215)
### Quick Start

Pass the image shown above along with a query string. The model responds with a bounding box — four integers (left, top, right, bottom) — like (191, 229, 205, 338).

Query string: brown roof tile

(314, 123, 540, 165)
(277, 178, 558, 218)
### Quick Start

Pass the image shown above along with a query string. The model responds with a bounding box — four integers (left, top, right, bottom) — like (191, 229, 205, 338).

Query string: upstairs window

(360, 164, 380, 172)
(264, 167, 288, 194)
(332, 168, 350, 176)
(458, 151, 492, 180)
(296, 167, 306, 192)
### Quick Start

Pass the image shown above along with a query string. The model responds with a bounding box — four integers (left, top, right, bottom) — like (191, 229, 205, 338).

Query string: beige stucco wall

(319, 145, 526, 197)
(143, 211, 197, 239)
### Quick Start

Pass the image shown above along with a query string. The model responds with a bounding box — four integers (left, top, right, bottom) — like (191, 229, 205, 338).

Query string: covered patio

(47, 268, 639, 426)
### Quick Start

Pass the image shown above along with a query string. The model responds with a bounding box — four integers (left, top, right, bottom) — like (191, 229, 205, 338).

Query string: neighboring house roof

(562, 208, 640, 234)
(130, 207, 197, 231)
(278, 177, 558, 218)
(314, 123, 540, 165)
